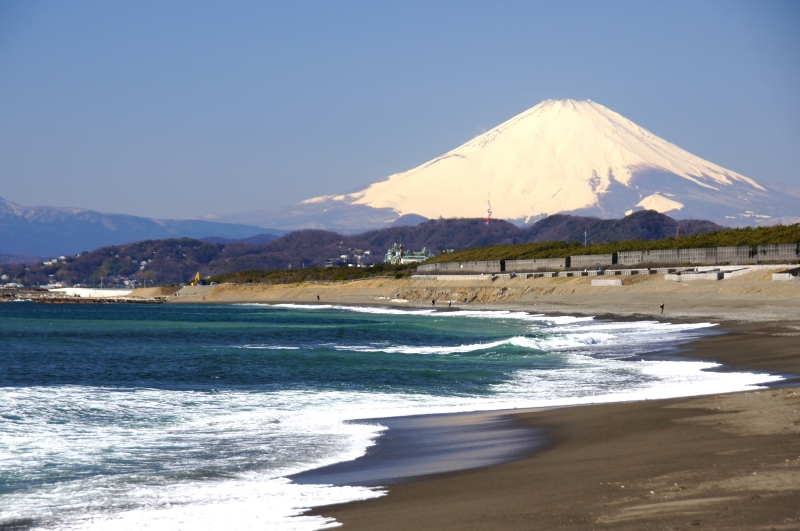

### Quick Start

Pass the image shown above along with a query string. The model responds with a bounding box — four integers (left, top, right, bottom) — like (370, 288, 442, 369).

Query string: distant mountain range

(219, 99, 800, 231)
(0, 196, 285, 260)
(1, 211, 723, 286)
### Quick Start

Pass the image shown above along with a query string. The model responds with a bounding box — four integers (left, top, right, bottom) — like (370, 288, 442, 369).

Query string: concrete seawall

(419, 243, 799, 274)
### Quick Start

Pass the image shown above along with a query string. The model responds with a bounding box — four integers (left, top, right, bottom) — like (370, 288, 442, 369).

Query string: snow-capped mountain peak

(344, 99, 766, 221)
(221, 99, 800, 230)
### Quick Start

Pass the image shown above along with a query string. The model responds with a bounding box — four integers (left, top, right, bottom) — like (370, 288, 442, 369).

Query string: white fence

(591, 279, 622, 286)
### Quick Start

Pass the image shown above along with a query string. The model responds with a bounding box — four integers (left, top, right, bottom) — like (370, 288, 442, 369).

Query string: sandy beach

(160, 272, 800, 529)
(164, 269, 800, 321)
(310, 320, 800, 530)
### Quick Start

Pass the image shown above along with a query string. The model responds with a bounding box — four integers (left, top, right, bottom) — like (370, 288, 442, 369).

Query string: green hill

(425, 224, 800, 263)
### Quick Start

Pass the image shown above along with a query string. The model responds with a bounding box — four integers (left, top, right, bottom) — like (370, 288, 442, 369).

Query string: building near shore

(325, 249, 375, 268)
(50, 287, 133, 298)
(384, 243, 434, 265)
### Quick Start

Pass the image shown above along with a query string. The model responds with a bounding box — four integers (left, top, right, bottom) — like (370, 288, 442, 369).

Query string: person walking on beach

(431, 299, 435, 306)
(660, 302, 664, 314)
(317, 295, 320, 301)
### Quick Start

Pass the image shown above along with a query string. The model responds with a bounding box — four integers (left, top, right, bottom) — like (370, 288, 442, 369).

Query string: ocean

(0, 302, 782, 530)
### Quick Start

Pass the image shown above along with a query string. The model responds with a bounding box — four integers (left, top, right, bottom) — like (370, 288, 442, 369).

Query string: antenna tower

(485, 193, 492, 225)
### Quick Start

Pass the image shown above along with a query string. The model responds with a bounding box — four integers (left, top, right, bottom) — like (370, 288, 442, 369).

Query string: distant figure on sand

(432, 299, 435, 306)
(660, 302, 664, 314)
(448, 300, 451, 307)
(317, 295, 320, 301)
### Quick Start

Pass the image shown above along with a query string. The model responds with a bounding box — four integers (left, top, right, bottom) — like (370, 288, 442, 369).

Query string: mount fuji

(223, 99, 800, 230)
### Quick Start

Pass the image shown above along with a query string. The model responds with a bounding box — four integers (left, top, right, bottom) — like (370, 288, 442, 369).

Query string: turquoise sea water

(0, 302, 781, 530)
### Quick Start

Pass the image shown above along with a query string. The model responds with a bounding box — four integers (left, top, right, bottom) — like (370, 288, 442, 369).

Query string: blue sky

(1, 0, 798, 219)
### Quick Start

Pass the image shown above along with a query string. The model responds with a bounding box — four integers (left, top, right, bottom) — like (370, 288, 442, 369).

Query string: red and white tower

(485, 193, 492, 224)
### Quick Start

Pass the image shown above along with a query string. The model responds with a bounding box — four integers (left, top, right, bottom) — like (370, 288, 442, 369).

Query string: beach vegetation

(422, 223, 800, 263)
(207, 264, 415, 285)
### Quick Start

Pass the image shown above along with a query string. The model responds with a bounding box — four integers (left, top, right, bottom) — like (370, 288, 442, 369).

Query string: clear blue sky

(1, 0, 798, 219)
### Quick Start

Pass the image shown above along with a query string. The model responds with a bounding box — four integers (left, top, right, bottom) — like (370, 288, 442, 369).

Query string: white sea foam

(2, 358, 782, 531)
(31, 478, 381, 531)
(239, 345, 301, 350)
(0, 386, 388, 531)
(244, 305, 715, 369)
(250, 303, 703, 331)
(268, 304, 336, 310)
(491, 355, 782, 406)
(336, 333, 617, 355)
(339, 338, 512, 355)
(322, 306, 713, 357)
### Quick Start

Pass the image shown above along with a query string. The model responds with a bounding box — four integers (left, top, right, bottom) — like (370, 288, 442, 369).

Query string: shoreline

(282, 317, 793, 489)
(303, 317, 800, 530)
(163, 270, 800, 322)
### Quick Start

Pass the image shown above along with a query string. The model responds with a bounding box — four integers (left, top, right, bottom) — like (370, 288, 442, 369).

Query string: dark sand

(290, 411, 546, 487)
(311, 320, 800, 530)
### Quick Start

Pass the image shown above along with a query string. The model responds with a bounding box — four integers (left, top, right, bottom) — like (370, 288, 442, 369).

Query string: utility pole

(584, 231, 587, 246)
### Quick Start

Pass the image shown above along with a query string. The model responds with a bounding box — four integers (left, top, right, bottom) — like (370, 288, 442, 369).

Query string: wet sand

(310, 320, 800, 530)
(290, 411, 547, 487)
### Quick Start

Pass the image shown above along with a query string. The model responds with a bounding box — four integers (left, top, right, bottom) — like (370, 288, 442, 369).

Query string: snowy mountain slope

(348, 99, 766, 220)
(223, 99, 800, 229)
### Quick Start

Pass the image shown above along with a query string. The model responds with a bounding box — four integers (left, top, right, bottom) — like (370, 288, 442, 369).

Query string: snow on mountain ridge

(218, 99, 800, 230)
(336, 99, 764, 221)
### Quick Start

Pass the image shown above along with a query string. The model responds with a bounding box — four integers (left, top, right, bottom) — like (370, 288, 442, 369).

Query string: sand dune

(169, 270, 800, 322)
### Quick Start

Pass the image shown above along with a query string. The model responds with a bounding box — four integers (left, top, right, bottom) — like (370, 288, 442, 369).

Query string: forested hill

(323, 209, 723, 252)
(1, 211, 725, 286)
